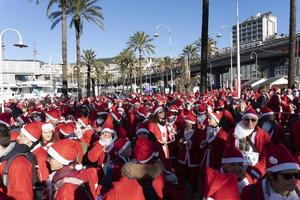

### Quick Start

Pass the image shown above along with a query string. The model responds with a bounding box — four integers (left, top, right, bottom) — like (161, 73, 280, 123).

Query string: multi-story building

(232, 12, 277, 45)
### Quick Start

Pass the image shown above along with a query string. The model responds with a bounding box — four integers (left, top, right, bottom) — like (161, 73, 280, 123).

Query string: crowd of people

(0, 86, 299, 200)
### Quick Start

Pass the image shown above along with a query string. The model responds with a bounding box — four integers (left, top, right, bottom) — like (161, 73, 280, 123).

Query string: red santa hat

(46, 109, 62, 121)
(134, 137, 158, 164)
(272, 86, 281, 94)
(60, 122, 76, 136)
(242, 107, 258, 121)
(169, 105, 178, 113)
(42, 122, 54, 131)
(209, 111, 223, 124)
(78, 117, 89, 128)
(111, 111, 122, 122)
(152, 104, 164, 115)
(136, 123, 150, 135)
(197, 105, 206, 114)
(113, 137, 131, 156)
(136, 107, 148, 118)
(185, 112, 196, 124)
(222, 145, 244, 164)
(101, 116, 116, 134)
(97, 103, 109, 115)
(0, 113, 13, 127)
(259, 107, 275, 118)
(266, 143, 300, 172)
(47, 139, 79, 165)
(21, 122, 42, 142)
(215, 99, 225, 109)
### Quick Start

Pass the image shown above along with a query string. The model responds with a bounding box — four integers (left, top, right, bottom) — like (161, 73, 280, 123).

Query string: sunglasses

(244, 118, 257, 122)
(279, 173, 300, 180)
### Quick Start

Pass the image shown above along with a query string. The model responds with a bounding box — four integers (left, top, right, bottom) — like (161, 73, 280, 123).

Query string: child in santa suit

(175, 112, 201, 196)
(241, 143, 300, 200)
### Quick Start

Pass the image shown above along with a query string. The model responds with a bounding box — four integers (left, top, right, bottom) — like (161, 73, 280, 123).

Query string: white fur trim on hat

(42, 123, 54, 131)
(0, 120, 9, 127)
(242, 113, 258, 120)
(101, 128, 116, 134)
(60, 128, 74, 136)
(222, 157, 244, 164)
(136, 110, 146, 118)
(97, 112, 108, 116)
(78, 118, 87, 128)
(21, 127, 38, 142)
(138, 152, 159, 164)
(185, 119, 196, 125)
(210, 113, 220, 124)
(48, 146, 73, 165)
(267, 163, 300, 172)
(46, 113, 58, 121)
(136, 128, 149, 135)
(118, 141, 131, 155)
(153, 107, 164, 115)
(260, 112, 275, 118)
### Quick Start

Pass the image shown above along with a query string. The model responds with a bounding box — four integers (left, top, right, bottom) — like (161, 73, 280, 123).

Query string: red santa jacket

(0, 156, 33, 200)
(32, 143, 49, 182)
(177, 128, 201, 167)
(202, 167, 240, 200)
(199, 127, 229, 170)
(88, 141, 114, 166)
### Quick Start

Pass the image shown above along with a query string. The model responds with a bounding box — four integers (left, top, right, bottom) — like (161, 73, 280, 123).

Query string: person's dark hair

(0, 124, 11, 147)
(266, 172, 279, 182)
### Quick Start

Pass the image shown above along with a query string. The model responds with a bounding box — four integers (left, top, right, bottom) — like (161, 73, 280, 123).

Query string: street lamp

(49, 54, 63, 96)
(154, 24, 174, 94)
(207, 62, 212, 90)
(0, 28, 28, 113)
(250, 52, 258, 79)
(236, 0, 241, 98)
(217, 25, 233, 90)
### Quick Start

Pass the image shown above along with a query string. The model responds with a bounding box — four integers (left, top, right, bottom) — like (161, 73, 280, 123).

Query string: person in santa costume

(241, 143, 300, 200)
(267, 87, 282, 122)
(47, 139, 97, 200)
(175, 111, 201, 197)
(18, 121, 49, 182)
(103, 137, 165, 200)
(220, 145, 255, 193)
(199, 111, 229, 170)
(0, 124, 34, 200)
(257, 106, 284, 144)
(41, 122, 58, 150)
(228, 107, 271, 180)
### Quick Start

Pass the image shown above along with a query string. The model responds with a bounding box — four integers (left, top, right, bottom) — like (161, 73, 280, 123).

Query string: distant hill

(96, 57, 116, 65)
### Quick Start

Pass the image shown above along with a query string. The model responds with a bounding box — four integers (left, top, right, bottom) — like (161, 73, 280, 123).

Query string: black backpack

(0, 143, 43, 200)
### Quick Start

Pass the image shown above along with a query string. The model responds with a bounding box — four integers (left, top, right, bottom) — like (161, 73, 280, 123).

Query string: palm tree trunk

(97, 78, 100, 95)
(139, 51, 142, 94)
(288, 0, 297, 88)
(129, 65, 133, 93)
(200, 0, 209, 95)
(61, 0, 68, 97)
(91, 77, 95, 97)
(75, 25, 82, 99)
(87, 64, 91, 97)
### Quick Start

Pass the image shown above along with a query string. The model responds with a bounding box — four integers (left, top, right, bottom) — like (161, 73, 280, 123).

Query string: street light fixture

(0, 28, 28, 113)
(250, 52, 258, 79)
(236, 0, 241, 98)
(154, 24, 173, 94)
(217, 25, 233, 90)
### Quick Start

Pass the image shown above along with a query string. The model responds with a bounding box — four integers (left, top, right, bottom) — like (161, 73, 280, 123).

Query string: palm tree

(93, 61, 105, 95)
(180, 44, 199, 92)
(288, 0, 297, 88)
(194, 37, 218, 58)
(34, 0, 68, 97)
(81, 49, 97, 97)
(200, 0, 210, 95)
(48, 0, 104, 98)
(127, 31, 155, 93)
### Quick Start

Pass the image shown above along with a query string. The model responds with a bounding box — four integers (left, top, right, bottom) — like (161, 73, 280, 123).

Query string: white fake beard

(234, 122, 254, 139)
(167, 116, 176, 123)
(197, 114, 206, 124)
(99, 137, 113, 146)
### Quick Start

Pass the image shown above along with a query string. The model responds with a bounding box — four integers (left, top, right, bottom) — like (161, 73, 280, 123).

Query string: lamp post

(236, 0, 241, 98)
(154, 24, 173, 94)
(49, 54, 63, 96)
(0, 28, 27, 113)
(250, 52, 258, 79)
(217, 25, 233, 90)
(207, 62, 212, 90)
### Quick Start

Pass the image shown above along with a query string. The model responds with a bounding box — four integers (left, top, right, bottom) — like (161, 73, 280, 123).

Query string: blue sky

(0, 0, 299, 63)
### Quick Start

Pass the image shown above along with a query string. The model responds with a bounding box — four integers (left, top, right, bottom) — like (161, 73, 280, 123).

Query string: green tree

(81, 49, 97, 97)
(288, 0, 297, 88)
(48, 0, 104, 98)
(200, 0, 210, 94)
(34, 0, 69, 97)
(194, 37, 218, 58)
(127, 31, 155, 93)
